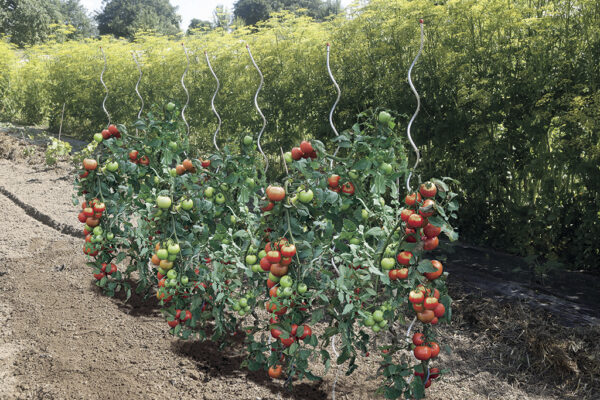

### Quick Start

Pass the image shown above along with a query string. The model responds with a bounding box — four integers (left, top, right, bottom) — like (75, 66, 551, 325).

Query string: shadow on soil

(90, 279, 162, 318)
(172, 338, 327, 399)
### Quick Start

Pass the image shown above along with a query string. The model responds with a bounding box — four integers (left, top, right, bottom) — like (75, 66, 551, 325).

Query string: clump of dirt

(449, 282, 600, 399)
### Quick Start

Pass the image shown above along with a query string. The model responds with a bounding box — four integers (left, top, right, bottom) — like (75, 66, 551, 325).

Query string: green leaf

(417, 259, 437, 273)
(366, 227, 385, 237)
(343, 219, 357, 232)
(342, 303, 354, 315)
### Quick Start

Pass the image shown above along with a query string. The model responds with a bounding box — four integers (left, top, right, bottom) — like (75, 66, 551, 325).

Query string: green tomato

(106, 232, 114, 240)
(166, 102, 175, 111)
(350, 238, 360, 245)
(258, 250, 267, 259)
(106, 161, 119, 172)
(157, 267, 167, 276)
(168, 244, 180, 255)
(381, 257, 395, 270)
(156, 196, 172, 209)
(168, 141, 178, 152)
(220, 183, 229, 192)
(284, 152, 293, 163)
(373, 310, 384, 322)
(167, 254, 177, 261)
(244, 305, 250, 312)
(204, 186, 214, 198)
(282, 287, 293, 297)
(174, 204, 181, 213)
(361, 209, 369, 220)
(378, 110, 392, 123)
(155, 209, 163, 217)
(297, 283, 307, 294)
(372, 325, 381, 333)
(349, 170, 359, 180)
(238, 310, 246, 316)
(167, 278, 177, 288)
(167, 269, 177, 279)
(181, 276, 189, 285)
(169, 168, 177, 177)
(298, 189, 314, 203)
(364, 317, 375, 327)
(181, 199, 194, 211)
(157, 249, 169, 260)
(268, 273, 280, 283)
(243, 135, 253, 145)
(154, 176, 160, 185)
(93, 226, 103, 236)
(239, 298, 248, 307)
(340, 201, 351, 211)
(378, 319, 388, 328)
(380, 162, 393, 174)
(230, 215, 236, 224)
(215, 193, 225, 204)
(246, 255, 257, 265)
(232, 303, 241, 311)
(245, 177, 255, 188)
(280, 275, 293, 288)
(93, 133, 103, 143)
(251, 264, 261, 273)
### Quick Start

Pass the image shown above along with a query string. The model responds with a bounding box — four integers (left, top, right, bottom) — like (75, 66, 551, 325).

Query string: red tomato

(328, 175, 341, 188)
(419, 181, 437, 198)
(280, 336, 295, 347)
(414, 345, 431, 361)
(280, 244, 296, 258)
(429, 342, 440, 358)
(260, 257, 271, 271)
(129, 150, 139, 161)
(261, 201, 275, 212)
(405, 192, 422, 206)
(201, 159, 211, 168)
(423, 223, 441, 238)
(266, 185, 285, 202)
(101, 129, 111, 140)
(388, 269, 398, 280)
(267, 250, 281, 263)
(139, 155, 149, 165)
(78, 212, 87, 223)
(291, 147, 303, 160)
(412, 332, 425, 346)
(424, 237, 439, 251)
(299, 325, 312, 340)
(108, 124, 119, 136)
(83, 159, 97, 170)
(419, 199, 436, 217)
(167, 319, 179, 328)
(408, 214, 424, 228)
(270, 328, 282, 339)
(401, 209, 414, 222)
(424, 260, 443, 280)
(396, 251, 413, 265)
(341, 182, 355, 195)
(300, 140, 313, 154)
(268, 365, 283, 379)
(397, 268, 408, 279)
(433, 303, 445, 318)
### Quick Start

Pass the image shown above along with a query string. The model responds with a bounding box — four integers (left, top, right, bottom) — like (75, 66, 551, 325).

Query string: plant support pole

(406, 20, 424, 192)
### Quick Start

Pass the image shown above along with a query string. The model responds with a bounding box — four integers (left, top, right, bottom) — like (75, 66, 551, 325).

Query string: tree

(0, 0, 93, 46)
(187, 18, 212, 34)
(96, 0, 181, 39)
(233, 0, 271, 26)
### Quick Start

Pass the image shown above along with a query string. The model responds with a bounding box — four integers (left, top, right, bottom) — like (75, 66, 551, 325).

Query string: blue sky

(81, 1, 353, 30)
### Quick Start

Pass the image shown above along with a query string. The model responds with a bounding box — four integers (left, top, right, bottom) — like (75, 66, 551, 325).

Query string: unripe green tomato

(384, 245, 395, 256)
(181, 276, 189, 285)
(215, 193, 225, 204)
(239, 310, 246, 316)
(154, 176, 160, 185)
(166, 102, 175, 111)
(251, 264, 261, 272)
(93, 226, 103, 236)
(340, 201, 351, 211)
(379, 197, 385, 207)
(372, 324, 381, 333)
(298, 189, 314, 203)
(297, 283, 308, 294)
(239, 298, 248, 308)
(167, 278, 177, 288)
(284, 152, 293, 163)
(245, 177, 255, 188)
(174, 204, 181, 212)
(168, 244, 180, 254)
(106, 161, 119, 172)
(349, 170, 359, 180)
(361, 209, 369, 220)
(106, 232, 114, 240)
(282, 287, 293, 297)
(268, 273, 280, 283)
(93, 133, 103, 143)
(230, 215, 236, 224)
(181, 199, 194, 211)
(381, 257, 395, 270)
(378, 110, 392, 123)
(155, 209, 163, 217)
(157, 249, 169, 260)
(169, 168, 177, 177)
(246, 255, 257, 265)
(168, 141, 178, 151)
(167, 254, 177, 261)
(84, 224, 92, 232)
(220, 183, 229, 192)
(258, 250, 267, 259)
(364, 317, 375, 327)
(232, 303, 241, 311)
(373, 310, 384, 322)
(157, 267, 167, 276)
(167, 269, 177, 279)
(378, 320, 388, 328)
(244, 305, 250, 312)
(350, 238, 360, 245)
(156, 196, 172, 209)
(204, 186, 214, 198)
(243, 135, 253, 145)
(380, 162, 393, 174)
(215, 210, 222, 217)
(280, 275, 293, 288)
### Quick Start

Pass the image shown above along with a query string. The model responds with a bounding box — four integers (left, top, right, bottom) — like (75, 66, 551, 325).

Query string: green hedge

(1, 0, 598, 271)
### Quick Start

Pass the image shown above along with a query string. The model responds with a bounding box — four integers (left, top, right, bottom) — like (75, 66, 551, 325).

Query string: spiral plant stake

(131, 52, 144, 131)
(406, 20, 425, 191)
(247, 45, 268, 175)
(326, 43, 342, 167)
(181, 44, 190, 140)
(205, 51, 221, 153)
(100, 47, 110, 128)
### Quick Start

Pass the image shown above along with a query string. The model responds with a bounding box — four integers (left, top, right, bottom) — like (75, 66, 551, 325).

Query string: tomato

(423, 223, 441, 238)
(266, 185, 285, 202)
(429, 342, 440, 358)
(432, 288, 440, 299)
(409, 290, 424, 304)
(215, 193, 225, 204)
(261, 201, 274, 212)
(175, 165, 186, 175)
(328, 175, 340, 188)
(106, 161, 119, 172)
(93, 272, 105, 280)
(412, 332, 425, 346)
(79, 171, 89, 179)
(419, 199, 436, 217)
(280, 275, 293, 287)
(417, 310, 435, 323)
(245, 254, 257, 265)
(83, 159, 97, 170)
(341, 182, 355, 195)
(298, 283, 307, 294)
(424, 260, 443, 280)
(405, 192, 422, 206)
(380, 162, 393, 174)
(381, 257, 395, 270)
(167, 319, 179, 328)
(108, 124, 119, 136)
(270, 263, 288, 277)
(429, 368, 440, 379)
(425, 378, 432, 388)
(298, 189, 314, 203)
(300, 140, 313, 154)
(78, 212, 87, 223)
(291, 147, 303, 160)
(299, 325, 312, 340)
(156, 196, 172, 209)
(424, 297, 438, 310)
(159, 260, 173, 271)
(266, 278, 277, 289)
(424, 236, 439, 251)
(372, 310, 384, 322)
(280, 244, 296, 258)
(86, 217, 99, 227)
(268, 365, 283, 379)
(396, 251, 413, 265)
(388, 269, 398, 280)
(181, 199, 194, 211)
(266, 250, 281, 263)
(419, 181, 437, 198)
(93, 133, 103, 143)
(400, 209, 414, 222)
(168, 243, 180, 254)
(259, 257, 271, 272)
(108, 264, 117, 275)
(201, 159, 211, 168)
(414, 345, 431, 361)
(433, 303, 446, 318)
(129, 150, 139, 161)
(101, 129, 111, 140)
(378, 110, 392, 123)
(93, 203, 106, 213)
(283, 151, 293, 163)
(348, 170, 359, 180)
(139, 155, 149, 165)
(407, 214, 424, 228)
(397, 268, 408, 279)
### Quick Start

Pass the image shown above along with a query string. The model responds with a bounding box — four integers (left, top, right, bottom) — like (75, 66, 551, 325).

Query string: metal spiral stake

(205, 51, 221, 153)
(326, 43, 342, 167)
(181, 43, 190, 139)
(100, 47, 111, 128)
(406, 20, 425, 192)
(247, 45, 268, 175)
(131, 52, 144, 124)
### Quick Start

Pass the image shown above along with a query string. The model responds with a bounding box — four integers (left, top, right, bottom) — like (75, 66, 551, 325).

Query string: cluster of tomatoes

(128, 150, 150, 166)
(79, 198, 108, 257)
(412, 332, 442, 388)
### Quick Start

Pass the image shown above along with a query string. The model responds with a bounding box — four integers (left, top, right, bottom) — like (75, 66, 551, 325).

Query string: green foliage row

(1, 0, 599, 271)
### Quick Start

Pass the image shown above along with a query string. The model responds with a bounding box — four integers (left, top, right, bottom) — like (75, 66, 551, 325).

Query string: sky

(80, 1, 354, 30)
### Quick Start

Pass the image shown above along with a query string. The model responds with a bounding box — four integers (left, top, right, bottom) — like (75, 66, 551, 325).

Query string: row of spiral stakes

(95, 19, 427, 397)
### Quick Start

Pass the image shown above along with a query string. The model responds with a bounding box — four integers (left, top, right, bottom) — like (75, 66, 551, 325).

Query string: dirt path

(0, 131, 597, 400)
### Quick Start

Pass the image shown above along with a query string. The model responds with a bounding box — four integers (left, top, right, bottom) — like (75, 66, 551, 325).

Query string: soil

(0, 129, 598, 400)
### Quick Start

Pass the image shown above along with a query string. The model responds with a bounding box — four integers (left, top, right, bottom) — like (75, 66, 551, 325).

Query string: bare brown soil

(0, 130, 598, 400)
